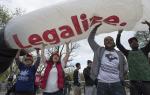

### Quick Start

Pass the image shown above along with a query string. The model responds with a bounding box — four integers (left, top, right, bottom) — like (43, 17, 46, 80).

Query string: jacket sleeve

(116, 33, 129, 57)
(123, 57, 128, 76)
(15, 58, 21, 66)
(34, 54, 41, 69)
(15, 58, 24, 69)
(83, 68, 90, 79)
(141, 40, 150, 57)
(88, 26, 100, 52)
(118, 51, 128, 81)
(73, 70, 80, 86)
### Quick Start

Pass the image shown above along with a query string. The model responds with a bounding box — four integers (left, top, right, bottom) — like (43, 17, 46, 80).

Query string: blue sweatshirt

(15, 56, 40, 93)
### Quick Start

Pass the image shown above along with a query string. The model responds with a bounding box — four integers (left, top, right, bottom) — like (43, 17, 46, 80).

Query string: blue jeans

(97, 82, 126, 95)
(130, 81, 150, 95)
(43, 90, 63, 95)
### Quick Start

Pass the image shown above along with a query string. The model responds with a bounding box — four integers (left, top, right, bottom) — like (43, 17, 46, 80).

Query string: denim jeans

(97, 81, 126, 95)
(130, 81, 150, 95)
(15, 91, 34, 95)
(43, 90, 63, 95)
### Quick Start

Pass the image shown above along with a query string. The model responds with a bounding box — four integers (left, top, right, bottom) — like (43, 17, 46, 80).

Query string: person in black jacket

(73, 63, 81, 95)
(116, 20, 150, 95)
(83, 60, 96, 95)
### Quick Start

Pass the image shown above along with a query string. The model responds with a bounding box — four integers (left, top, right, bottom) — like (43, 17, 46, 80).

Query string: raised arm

(15, 49, 21, 59)
(15, 49, 22, 66)
(142, 20, 150, 32)
(141, 20, 150, 54)
(62, 41, 71, 65)
(41, 43, 47, 65)
(34, 48, 41, 69)
(88, 24, 101, 51)
(116, 30, 129, 57)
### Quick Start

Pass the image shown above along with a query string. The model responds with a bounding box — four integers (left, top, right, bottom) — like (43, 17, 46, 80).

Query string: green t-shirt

(127, 50, 150, 81)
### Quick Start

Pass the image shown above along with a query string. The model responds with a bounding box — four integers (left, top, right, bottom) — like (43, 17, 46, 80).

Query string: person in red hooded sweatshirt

(41, 42, 70, 95)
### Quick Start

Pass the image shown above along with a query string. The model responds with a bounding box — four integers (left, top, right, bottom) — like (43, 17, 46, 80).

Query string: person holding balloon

(15, 49, 41, 95)
(88, 23, 128, 95)
(41, 42, 70, 95)
(116, 21, 150, 95)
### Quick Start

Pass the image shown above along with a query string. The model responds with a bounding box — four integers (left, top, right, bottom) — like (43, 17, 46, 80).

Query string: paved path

(0, 87, 130, 95)
(0, 91, 129, 95)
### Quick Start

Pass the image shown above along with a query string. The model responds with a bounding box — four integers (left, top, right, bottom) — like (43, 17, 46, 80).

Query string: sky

(0, 0, 136, 72)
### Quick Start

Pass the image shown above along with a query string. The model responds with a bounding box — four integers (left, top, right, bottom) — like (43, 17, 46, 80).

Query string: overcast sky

(0, 0, 135, 72)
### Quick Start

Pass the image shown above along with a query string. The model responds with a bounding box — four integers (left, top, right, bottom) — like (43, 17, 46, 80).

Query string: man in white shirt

(88, 24, 128, 95)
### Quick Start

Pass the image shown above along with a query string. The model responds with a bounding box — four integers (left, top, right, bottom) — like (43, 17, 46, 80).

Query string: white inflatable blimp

(4, 0, 150, 49)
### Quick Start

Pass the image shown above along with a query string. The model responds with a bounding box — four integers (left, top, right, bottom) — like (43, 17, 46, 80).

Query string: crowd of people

(3, 20, 150, 95)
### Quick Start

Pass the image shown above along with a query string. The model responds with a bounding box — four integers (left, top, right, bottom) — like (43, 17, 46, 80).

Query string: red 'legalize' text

(13, 13, 127, 48)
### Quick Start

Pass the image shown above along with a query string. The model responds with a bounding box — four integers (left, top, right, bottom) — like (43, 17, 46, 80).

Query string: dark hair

(104, 36, 115, 47)
(128, 37, 138, 44)
(26, 53, 33, 59)
(25, 54, 33, 63)
(87, 60, 92, 64)
(75, 63, 80, 67)
(48, 53, 61, 64)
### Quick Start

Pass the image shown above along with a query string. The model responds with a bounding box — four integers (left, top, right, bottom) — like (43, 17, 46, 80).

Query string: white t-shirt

(97, 50, 120, 83)
(44, 61, 65, 93)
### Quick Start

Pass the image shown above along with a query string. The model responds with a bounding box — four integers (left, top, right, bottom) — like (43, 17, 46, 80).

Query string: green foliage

(135, 31, 150, 48)
(0, 5, 25, 30)
(0, 63, 19, 82)
(0, 5, 11, 29)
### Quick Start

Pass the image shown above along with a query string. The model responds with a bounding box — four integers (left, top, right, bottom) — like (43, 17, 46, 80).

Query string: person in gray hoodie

(88, 23, 128, 95)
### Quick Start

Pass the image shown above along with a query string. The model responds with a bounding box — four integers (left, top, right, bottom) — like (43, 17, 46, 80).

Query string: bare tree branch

(46, 42, 80, 64)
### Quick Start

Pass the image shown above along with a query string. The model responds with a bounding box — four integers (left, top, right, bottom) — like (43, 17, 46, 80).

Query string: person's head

(104, 36, 115, 50)
(24, 54, 34, 66)
(128, 37, 139, 49)
(75, 63, 81, 70)
(87, 60, 92, 67)
(49, 52, 60, 64)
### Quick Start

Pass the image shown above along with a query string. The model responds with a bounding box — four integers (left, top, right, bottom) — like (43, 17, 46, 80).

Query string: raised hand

(35, 48, 40, 54)
(142, 20, 150, 26)
(95, 23, 102, 29)
(118, 29, 123, 34)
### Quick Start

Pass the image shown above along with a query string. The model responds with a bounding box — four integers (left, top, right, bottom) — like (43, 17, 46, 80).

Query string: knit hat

(87, 60, 92, 64)
(51, 52, 60, 57)
(128, 37, 138, 44)
(25, 53, 33, 63)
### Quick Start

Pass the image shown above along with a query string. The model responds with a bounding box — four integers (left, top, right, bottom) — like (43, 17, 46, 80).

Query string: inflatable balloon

(4, 0, 145, 49)
(1, 0, 150, 74)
